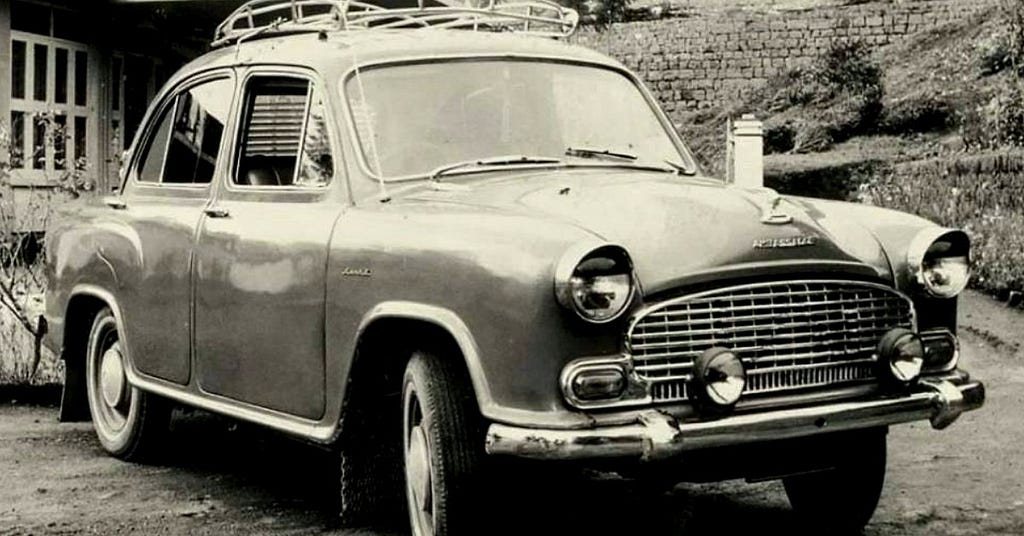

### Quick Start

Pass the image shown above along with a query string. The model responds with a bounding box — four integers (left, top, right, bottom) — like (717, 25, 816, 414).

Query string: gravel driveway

(1, 290, 1021, 535)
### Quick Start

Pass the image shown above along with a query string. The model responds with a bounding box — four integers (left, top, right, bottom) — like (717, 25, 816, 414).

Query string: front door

(194, 73, 339, 419)
(118, 73, 235, 384)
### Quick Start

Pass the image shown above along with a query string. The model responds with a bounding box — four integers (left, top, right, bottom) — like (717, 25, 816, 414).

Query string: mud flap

(58, 351, 90, 422)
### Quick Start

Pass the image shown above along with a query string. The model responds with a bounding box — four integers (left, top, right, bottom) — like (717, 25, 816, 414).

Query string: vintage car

(42, 0, 984, 534)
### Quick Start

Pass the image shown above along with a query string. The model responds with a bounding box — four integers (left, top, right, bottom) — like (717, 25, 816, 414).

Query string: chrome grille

(628, 280, 915, 403)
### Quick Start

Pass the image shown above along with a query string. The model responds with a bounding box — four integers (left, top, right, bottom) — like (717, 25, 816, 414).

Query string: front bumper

(485, 377, 984, 461)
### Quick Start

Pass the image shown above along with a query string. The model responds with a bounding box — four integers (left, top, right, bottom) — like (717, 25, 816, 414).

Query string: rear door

(118, 72, 235, 384)
(193, 70, 341, 419)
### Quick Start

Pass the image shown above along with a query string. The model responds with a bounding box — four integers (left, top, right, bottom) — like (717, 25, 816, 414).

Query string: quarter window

(135, 77, 232, 185)
(235, 76, 333, 187)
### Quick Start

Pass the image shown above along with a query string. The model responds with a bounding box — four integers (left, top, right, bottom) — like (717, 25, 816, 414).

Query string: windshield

(344, 60, 690, 180)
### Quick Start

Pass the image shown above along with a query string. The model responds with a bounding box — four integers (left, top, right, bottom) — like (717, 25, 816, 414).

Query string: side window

(236, 76, 333, 187)
(137, 105, 172, 183)
(135, 77, 232, 184)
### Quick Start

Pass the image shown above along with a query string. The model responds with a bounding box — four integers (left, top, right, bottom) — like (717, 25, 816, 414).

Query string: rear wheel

(783, 428, 887, 534)
(84, 307, 170, 461)
(402, 351, 484, 536)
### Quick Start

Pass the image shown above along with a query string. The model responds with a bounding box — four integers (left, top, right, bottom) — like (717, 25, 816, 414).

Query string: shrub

(977, 1, 1024, 76)
(764, 122, 796, 154)
(740, 40, 884, 154)
(562, 0, 630, 27)
(766, 159, 888, 201)
(978, 31, 1014, 76)
(816, 40, 884, 103)
(961, 82, 1024, 149)
(881, 94, 955, 135)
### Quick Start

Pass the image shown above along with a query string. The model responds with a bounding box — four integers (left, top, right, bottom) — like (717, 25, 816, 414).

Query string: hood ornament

(759, 190, 794, 225)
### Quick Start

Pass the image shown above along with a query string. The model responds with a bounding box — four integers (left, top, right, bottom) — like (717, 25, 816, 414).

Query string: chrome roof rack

(212, 0, 580, 48)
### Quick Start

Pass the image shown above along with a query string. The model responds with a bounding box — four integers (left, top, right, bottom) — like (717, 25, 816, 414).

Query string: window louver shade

(244, 94, 306, 157)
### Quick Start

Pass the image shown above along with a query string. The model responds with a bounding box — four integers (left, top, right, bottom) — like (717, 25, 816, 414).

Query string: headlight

(877, 328, 924, 386)
(692, 347, 746, 409)
(555, 244, 635, 323)
(908, 228, 970, 298)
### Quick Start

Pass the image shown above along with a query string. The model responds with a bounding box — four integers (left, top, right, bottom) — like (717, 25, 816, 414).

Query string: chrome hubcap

(99, 344, 126, 409)
(405, 387, 434, 536)
(408, 425, 432, 512)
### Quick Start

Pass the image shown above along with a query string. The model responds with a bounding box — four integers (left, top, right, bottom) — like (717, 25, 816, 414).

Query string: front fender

(324, 206, 621, 429)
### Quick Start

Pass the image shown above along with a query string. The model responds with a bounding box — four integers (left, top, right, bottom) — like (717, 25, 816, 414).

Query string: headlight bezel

(554, 242, 637, 324)
(907, 228, 971, 299)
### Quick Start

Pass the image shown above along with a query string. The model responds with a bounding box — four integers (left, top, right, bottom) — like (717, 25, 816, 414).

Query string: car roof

(174, 29, 624, 82)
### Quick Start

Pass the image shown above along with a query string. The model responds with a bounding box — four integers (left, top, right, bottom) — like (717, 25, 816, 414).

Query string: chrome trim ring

(906, 227, 970, 298)
(553, 242, 637, 325)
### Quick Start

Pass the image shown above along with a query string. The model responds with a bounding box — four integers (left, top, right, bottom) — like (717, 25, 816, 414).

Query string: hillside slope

(681, 3, 1018, 179)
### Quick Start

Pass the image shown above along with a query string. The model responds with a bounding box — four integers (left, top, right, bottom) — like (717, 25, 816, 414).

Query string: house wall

(0, 1, 10, 162)
(0, 0, 212, 201)
(575, 0, 1002, 117)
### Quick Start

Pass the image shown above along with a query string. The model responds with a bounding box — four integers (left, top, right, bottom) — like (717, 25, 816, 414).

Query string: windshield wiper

(565, 146, 638, 161)
(430, 155, 563, 182)
(663, 159, 698, 176)
(565, 146, 697, 176)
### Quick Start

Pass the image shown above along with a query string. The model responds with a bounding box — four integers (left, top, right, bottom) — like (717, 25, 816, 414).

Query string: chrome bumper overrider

(485, 379, 985, 461)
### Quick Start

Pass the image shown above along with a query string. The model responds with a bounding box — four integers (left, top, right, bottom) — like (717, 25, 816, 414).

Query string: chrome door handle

(204, 207, 230, 218)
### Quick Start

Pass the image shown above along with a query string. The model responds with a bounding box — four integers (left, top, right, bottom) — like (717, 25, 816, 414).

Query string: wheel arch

(343, 302, 489, 425)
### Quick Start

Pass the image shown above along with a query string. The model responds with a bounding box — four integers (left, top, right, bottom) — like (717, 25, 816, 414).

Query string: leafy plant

(961, 82, 1024, 149)
(561, 0, 631, 27)
(0, 113, 94, 384)
(880, 94, 955, 135)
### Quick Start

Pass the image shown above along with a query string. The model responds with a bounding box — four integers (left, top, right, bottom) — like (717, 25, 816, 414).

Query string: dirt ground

(1, 290, 1022, 535)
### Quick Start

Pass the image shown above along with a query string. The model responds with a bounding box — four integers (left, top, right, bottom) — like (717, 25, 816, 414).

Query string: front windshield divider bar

(212, 0, 580, 48)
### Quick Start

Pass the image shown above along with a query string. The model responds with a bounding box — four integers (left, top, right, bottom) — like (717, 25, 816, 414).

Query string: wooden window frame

(8, 30, 96, 187)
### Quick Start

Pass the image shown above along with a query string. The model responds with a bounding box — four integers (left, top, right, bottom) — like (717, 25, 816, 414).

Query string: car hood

(401, 169, 894, 294)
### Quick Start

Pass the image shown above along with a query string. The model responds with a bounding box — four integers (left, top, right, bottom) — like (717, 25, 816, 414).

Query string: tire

(402, 350, 485, 536)
(783, 428, 887, 534)
(84, 307, 170, 461)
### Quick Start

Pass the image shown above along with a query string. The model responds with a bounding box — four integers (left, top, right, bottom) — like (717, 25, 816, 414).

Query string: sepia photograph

(0, 0, 1018, 534)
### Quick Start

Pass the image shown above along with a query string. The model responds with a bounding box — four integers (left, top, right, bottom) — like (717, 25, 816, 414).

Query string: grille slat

(631, 332, 894, 352)
(633, 345, 877, 363)
(627, 280, 914, 403)
(655, 297, 904, 317)
(631, 313, 909, 340)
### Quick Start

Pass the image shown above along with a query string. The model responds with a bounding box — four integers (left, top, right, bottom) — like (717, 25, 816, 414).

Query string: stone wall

(574, 0, 1001, 116)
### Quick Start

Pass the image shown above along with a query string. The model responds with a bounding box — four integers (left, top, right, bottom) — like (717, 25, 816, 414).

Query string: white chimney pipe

(726, 114, 764, 188)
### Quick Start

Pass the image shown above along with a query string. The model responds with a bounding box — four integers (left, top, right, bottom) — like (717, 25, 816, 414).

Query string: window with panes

(8, 1, 94, 180)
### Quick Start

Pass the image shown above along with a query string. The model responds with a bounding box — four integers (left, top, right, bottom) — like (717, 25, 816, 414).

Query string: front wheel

(783, 428, 887, 534)
(84, 307, 170, 461)
(402, 351, 485, 536)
